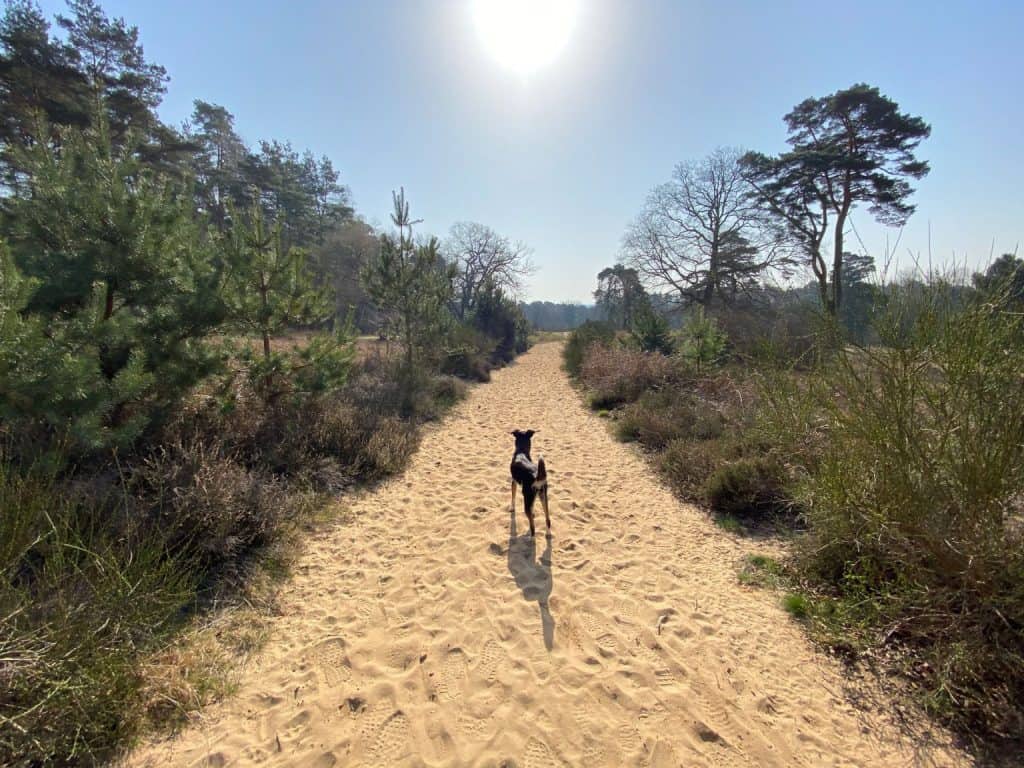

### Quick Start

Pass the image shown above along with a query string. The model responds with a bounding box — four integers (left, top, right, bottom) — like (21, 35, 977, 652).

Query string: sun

(471, 0, 580, 76)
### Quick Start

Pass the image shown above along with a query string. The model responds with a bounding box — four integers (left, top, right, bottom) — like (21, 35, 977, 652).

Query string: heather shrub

(563, 320, 615, 377)
(579, 345, 676, 409)
(616, 389, 696, 448)
(659, 438, 721, 496)
(136, 442, 302, 574)
(704, 458, 788, 518)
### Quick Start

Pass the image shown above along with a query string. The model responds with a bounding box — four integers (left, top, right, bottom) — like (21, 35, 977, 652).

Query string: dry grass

(579, 344, 677, 409)
(221, 332, 396, 364)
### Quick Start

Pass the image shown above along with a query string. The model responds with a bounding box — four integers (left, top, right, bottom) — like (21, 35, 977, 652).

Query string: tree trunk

(103, 280, 114, 321)
(259, 272, 271, 359)
(832, 211, 846, 315)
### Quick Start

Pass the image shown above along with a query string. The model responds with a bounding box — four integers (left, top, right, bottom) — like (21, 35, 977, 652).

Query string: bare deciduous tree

(444, 221, 534, 319)
(623, 147, 788, 307)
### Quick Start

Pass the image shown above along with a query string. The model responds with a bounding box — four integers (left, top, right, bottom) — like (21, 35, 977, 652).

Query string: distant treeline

(519, 301, 602, 330)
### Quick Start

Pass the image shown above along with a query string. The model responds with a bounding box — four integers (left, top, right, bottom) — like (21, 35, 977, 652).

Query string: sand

(129, 342, 968, 767)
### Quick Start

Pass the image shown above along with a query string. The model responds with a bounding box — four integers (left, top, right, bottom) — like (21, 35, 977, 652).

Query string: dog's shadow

(507, 509, 554, 650)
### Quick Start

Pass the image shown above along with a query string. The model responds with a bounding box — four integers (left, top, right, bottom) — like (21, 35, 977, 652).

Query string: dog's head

(511, 429, 537, 456)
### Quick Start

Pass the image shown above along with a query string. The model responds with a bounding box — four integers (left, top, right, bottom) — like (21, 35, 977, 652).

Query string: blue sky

(38, 0, 1024, 301)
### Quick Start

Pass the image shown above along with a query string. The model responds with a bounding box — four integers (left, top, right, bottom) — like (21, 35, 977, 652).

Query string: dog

(509, 429, 549, 537)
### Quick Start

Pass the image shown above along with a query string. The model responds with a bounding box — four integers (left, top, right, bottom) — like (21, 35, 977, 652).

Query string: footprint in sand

(437, 648, 468, 702)
(367, 711, 411, 767)
(613, 595, 639, 624)
(615, 723, 643, 759)
(690, 682, 747, 757)
(279, 709, 312, 745)
(475, 638, 505, 684)
(524, 737, 568, 768)
(357, 701, 393, 743)
(456, 709, 494, 743)
(309, 637, 353, 687)
(633, 641, 677, 689)
(578, 610, 622, 655)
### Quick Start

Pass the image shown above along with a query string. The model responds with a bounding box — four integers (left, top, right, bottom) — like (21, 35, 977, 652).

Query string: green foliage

(704, 458, 787, 518)
(469, 279, 530, 363)
(743, 83, 930, 315)
(0, 463, 197, 766)
(837, 252, 879, 344)
(1, 122, 223, 452)
(361, 189, 455, 371)
(769, 281, 1024, 742)
(594, 264, 649, 329)
(674, 307, 727, 372)
(616, 389, 705, 448)
(738, 554, 784, 588)
(221, 202, 352, 399)
(782, 593, 811, 620)
(972, 253, 1024, 305)
(630, 308, 674, 354)
(563, 320, 615, 378)
(223, 202, 332, 352)
(521, 300, 602, 330)
(440, 323, 494, 382)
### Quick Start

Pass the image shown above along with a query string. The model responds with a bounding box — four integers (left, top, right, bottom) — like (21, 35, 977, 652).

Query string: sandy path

(130, 342, 966, 768)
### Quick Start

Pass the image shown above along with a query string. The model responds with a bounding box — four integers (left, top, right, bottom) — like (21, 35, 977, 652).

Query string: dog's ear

(526, 429, 537, 437)
(511, 429, 521, 437)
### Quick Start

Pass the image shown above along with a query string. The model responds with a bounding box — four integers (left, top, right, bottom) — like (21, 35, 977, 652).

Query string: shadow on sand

(507, 509, 554, 650)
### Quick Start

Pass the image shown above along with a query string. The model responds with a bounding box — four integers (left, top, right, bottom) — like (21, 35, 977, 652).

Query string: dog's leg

(525, 492, 536, 537)
(542, 486, 550, 531)
(510, 480, 516, 514)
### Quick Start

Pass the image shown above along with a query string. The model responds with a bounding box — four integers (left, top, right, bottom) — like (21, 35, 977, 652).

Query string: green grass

(738, 554, 784, 588)
(714, 514, 742, 534)
(782, 593, 811, 620)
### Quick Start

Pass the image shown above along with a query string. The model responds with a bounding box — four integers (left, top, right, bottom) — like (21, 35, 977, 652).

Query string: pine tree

(743, 84, 930, 315)
(676, 307, 727, 373)
(2, 119, 223, 450)
(361, 188, 455, 371)
(221, 200, 352, 397)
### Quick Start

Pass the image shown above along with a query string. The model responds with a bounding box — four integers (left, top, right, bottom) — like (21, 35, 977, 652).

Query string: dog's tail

(534, 455, 547, 488)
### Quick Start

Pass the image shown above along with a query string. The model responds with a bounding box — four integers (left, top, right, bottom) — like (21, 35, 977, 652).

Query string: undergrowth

(564, 280, 1024, 753)
(0, 356, 468, 766)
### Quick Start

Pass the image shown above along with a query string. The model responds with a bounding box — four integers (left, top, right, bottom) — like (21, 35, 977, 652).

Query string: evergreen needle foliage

(360, 188, 455, 373)
(1, 119, 223, 453)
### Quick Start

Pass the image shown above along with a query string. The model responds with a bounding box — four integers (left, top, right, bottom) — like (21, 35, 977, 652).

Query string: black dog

(510, 429, 549, 537)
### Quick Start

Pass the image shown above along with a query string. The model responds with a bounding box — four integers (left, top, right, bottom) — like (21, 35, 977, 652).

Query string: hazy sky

(38, 0, 1024, 301)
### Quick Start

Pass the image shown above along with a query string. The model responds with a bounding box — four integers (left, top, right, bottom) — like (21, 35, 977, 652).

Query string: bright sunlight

(471, 0, 580, 75)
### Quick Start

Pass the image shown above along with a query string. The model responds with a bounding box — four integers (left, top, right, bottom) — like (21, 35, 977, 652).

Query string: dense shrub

(470, 281, 531, 363)
(630, 309, 675, 354)
(771, 284, 1024, 743)
(0, 135, 224, 454)
(714, 301, 821, 367)
(615, 389, 709, 448)
(440, 324, 495, 382)
(579, 345, 676, 409)
(563, 320, 615, 377)
(0, 350, 465, 766)
(136, 443, 303, 575)
(704, 458, 788, 518)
